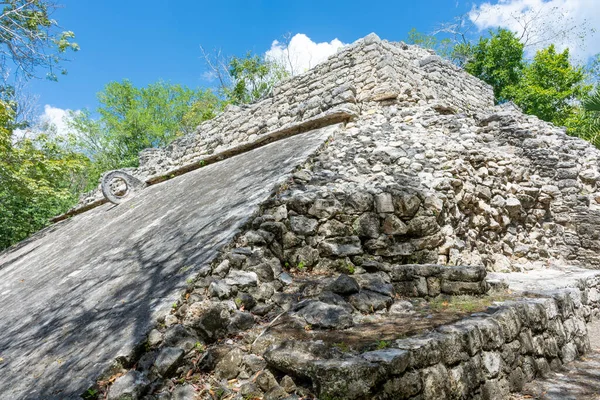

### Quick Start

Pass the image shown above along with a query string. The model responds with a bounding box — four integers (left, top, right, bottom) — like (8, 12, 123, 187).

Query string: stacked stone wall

(67, 33, 494, 215)
(92, 34, 600, 400)
(69, 29, 600, 272)
(274, 275, 600, 399)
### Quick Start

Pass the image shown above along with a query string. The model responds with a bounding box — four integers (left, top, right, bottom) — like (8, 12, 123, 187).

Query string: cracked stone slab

(0, 125, 337, 400)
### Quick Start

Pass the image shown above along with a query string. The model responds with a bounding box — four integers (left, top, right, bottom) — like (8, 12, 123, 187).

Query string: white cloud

(13, 105, 77, 141)
(265, 33, 346, 75)
(469, 0, 600, 60)
(201, 70, 217, 81)
(39, 105, 76, 137)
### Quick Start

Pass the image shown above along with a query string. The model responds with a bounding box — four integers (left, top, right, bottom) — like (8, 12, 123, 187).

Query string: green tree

(69, 80, 221, 186)
(406, 28, 452, 58)
(225, 52, 288, 105)
(564, 106, 600, 147)
(584, 89, 600, 113)
(464, 29, 525, 101)
(405, 28, 473, 66)
(0, 100, 89, 250)
(0, 1, 84, 250)
(200, 47, 290, 105)
(590, 54, 600, 83)
(571, 88, 600, 146)
(0, 0, 79, 80)
(506, 45, 589, 127)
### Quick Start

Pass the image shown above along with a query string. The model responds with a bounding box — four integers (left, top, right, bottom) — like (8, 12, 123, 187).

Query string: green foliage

(564, 106, 600, 147)
(375, 340, 391, 350)
(195, 342, 206, 352)
(69, 80, 221, 188)
(0, 85, 28, 131)
(406, 28, 472, 66)
(589, 54, 600, 83)
(506, 45, 589, 127)
(572, 88, 600, 145)
(333, 342, 350, 352)
(584, 89, 600, 113)
(460, 29, 595, 147)
(0, 101, 89, 250)
(0, 2, 85, 250)
(346, 263, 355, 274)
(450, 42, 475, 68)
(406, 28, 453, 58)
(464, 29, 525, 101)
(81, 388, 98, 400)
(0, 1, 79, 80)
(225, 52, 288, 105)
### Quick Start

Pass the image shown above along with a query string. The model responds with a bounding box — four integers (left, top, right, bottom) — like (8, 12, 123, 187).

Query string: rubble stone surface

(3, 33, 600, 400)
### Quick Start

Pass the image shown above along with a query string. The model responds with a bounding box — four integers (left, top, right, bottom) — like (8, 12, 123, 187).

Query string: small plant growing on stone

(171, 302, 178, 310)
(333, 342, 350, 352)
(234, 297, 243, 307)
(178, 265, 192, 274)
(376, 340, 391, 350)
(345, 263, 355, 274)
(195, 342, 206, 352)
(199, 160, 206, 167)
(82, 388, 98, 400)
(186, 278, 194, 285)
(297, 261, 306, 271)
(320, 394, 343, 400)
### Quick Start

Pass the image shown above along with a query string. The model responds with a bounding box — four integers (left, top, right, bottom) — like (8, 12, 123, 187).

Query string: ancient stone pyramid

(1, 33, 600, 400)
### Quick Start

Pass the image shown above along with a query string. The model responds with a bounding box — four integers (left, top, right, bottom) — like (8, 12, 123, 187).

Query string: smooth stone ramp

(0, 125, 336, 400)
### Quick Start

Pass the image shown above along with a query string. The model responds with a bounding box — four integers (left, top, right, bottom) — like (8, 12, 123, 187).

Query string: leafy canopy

(0, 0, 79, 80)
(575, 88, 600, 145)
(406, 28, 453, 59)
(406, 28, 473, 66)
(506, 45, 588, 127)
(0, 100, 89, 250)
(225, 52, 288, 105)
(68, 80, 221, 188)
(464, 29, 525, 102)
(584, 89, 600, 113)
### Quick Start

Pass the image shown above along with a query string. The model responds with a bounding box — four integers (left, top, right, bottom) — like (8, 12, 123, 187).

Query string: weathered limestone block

(309, 358, 384, 400)
(319, 236, 363, 257)
(108, 371, 149, 400)
(153, 347, 185, 378)
(296, 301, 354, 329)
(289, 215, 319, 236)
(183, 301, 231, 342)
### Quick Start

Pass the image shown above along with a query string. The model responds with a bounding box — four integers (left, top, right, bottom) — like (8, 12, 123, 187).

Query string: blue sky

(28, 0, 474, 112)
(23, 0, 600, 124)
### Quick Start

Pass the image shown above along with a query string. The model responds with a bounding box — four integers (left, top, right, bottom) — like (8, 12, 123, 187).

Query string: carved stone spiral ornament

(101, 170, 147, 204)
